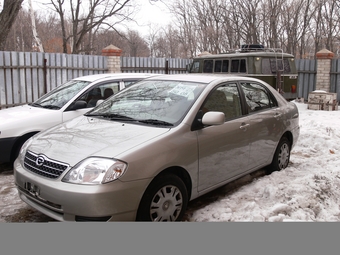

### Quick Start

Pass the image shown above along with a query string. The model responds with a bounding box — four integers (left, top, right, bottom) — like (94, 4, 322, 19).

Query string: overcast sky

(27, 0, 172, 36)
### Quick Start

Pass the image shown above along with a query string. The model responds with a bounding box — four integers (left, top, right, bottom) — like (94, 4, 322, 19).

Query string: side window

(222, 60, 229, 72)
(240, 82, 277, 113)
(190, 61, 200, 73)
(203, 60, 213, 73)
(214, 60, 222, 72)
(78, 82, 119, 108)
(213, 59, 229, 73)
(231, 59, 247, 73)
(240, 59, 247, 72)
(201, 83, 242, 121)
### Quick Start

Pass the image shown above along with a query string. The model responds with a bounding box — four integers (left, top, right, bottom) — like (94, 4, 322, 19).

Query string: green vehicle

(187, 44, 298, 100)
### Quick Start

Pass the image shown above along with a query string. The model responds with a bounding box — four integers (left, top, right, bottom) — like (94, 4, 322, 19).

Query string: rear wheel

(266, 137, 291, 174)
(136, 174, 188, 221)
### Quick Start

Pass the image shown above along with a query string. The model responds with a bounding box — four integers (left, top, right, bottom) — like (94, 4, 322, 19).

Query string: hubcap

(150, 185, 183, 221)
(278, 143, 290, 169)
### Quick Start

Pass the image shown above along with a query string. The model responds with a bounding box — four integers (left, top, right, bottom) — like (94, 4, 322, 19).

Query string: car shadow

(182, 169, 266, 221)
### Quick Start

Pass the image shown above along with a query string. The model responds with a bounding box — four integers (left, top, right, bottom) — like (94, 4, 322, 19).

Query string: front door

(197, 83, 250, 192)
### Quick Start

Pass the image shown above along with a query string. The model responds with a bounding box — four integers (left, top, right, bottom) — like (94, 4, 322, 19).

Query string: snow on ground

(1, 101, 340, 222)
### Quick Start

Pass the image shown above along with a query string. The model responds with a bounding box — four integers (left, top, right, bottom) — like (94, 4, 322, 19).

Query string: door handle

(274, 113, 282, 119)
(240, 123, 250, 131)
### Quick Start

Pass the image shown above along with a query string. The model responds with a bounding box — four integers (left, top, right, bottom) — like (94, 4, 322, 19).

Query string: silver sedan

(14, 74, 300, 221)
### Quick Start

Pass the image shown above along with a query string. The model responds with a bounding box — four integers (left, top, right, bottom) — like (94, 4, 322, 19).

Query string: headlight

(19, 139, 32, 165)
(62, 157, 127, 185)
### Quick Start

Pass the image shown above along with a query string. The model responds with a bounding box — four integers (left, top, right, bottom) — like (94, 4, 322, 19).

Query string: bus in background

(187, 44, 298, 100)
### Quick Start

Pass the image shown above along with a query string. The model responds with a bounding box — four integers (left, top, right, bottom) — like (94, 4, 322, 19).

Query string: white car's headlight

(62, 157, 127, 185)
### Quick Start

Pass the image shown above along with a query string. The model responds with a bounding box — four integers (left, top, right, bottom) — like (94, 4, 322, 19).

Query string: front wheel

(266, 137, 291, 174)
(136, 174, 188, 222)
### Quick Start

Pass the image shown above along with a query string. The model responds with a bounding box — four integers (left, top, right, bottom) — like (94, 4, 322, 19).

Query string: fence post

(315, 49, 334, 92)
(307, 49, 338, 110)
(102, 45, 122, 73)
(43, 58, 47, 94)
(165, 59, 169, 74)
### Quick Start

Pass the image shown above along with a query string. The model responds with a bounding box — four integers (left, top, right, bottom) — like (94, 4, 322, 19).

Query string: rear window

(262, 58, 292, 74)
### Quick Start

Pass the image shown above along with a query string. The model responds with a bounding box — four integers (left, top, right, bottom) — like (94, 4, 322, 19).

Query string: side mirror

(202, 111, 225, 126)
(70, 100, 87, 110)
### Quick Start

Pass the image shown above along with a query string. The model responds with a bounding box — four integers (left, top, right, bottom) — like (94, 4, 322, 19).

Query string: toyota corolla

(14, 74, 300, 221)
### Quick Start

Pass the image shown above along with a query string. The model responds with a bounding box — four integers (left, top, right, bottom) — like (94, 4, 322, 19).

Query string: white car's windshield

(86, 80, 206, 126)
(30, 80, 91, 109)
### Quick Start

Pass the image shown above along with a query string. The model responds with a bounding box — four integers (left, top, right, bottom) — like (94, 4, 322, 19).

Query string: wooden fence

(121, 56, 192, 74)
(0, 51, 108, 109)
(295, 59, 317, 100)
(1, 51, 339, 109)
(331, 59, 340, 100)
(0, 52, 192, 109)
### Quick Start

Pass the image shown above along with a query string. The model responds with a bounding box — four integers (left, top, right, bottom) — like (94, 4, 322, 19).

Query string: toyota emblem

(35, 156, 45, 166)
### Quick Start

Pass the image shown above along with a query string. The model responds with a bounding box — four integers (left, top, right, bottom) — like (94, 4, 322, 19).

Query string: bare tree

(0, 0, 23, 50)
(28, 0, 44, 52)
(48, 0, 134, 54)
(125, 30, 150, 57)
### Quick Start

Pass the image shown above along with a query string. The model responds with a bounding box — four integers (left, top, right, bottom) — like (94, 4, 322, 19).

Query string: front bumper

(14, 159, 151, 221)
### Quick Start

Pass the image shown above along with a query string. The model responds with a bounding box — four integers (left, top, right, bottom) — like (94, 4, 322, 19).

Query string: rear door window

(240, 82, 277, 113)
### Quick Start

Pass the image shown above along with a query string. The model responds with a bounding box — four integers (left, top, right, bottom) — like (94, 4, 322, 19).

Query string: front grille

(24, 151, 69, 179)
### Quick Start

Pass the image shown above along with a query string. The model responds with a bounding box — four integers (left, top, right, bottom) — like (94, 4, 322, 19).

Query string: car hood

(0, 104, 58, 131)
(28, 116, 171, 166)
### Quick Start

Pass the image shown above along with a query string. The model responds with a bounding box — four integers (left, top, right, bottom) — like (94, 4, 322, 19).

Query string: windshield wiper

(28, 102, 43, 108)
(85, 113, 135, 121)
(138, 119, 173, 127)
(28, 102, 60, 110)
(40, 105, 61, 110)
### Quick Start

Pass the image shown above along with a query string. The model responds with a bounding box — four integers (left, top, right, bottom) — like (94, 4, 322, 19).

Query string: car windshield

(30, 80, 91, 109)
(86, 80, 206, 127)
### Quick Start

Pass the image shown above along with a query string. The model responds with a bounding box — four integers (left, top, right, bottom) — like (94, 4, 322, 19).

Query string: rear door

(239, 81, 283, 169)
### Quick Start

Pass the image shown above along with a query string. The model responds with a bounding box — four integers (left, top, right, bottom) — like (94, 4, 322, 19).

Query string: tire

(136, 174, 188, 222)
(266, 137, 291, 175)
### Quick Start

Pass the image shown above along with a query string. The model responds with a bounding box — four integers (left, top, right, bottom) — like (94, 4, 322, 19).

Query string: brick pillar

(308, 49, 338, 111)
(102, 45, 122, 73)
(315, 49, 334, 92)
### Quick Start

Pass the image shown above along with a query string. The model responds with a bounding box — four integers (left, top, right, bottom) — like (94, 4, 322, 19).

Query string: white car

(0, 73, 157, 163)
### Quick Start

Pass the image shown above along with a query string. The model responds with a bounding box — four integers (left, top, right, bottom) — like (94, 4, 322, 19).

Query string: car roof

(73, 73, 160, 82)
(146, 73, 265, 84)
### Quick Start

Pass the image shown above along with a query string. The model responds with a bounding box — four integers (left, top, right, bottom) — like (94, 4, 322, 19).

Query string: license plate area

(24, 182, 40, 197)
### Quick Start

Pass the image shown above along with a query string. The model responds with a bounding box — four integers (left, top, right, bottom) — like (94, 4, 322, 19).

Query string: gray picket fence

(121, 56, 191, 74)
(0, 52, 193, 109)
(0, 51, 107, 109)
(2, 51, 340, 109)
(331, 59, 340, 100)
(295, 59, 317, 100)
